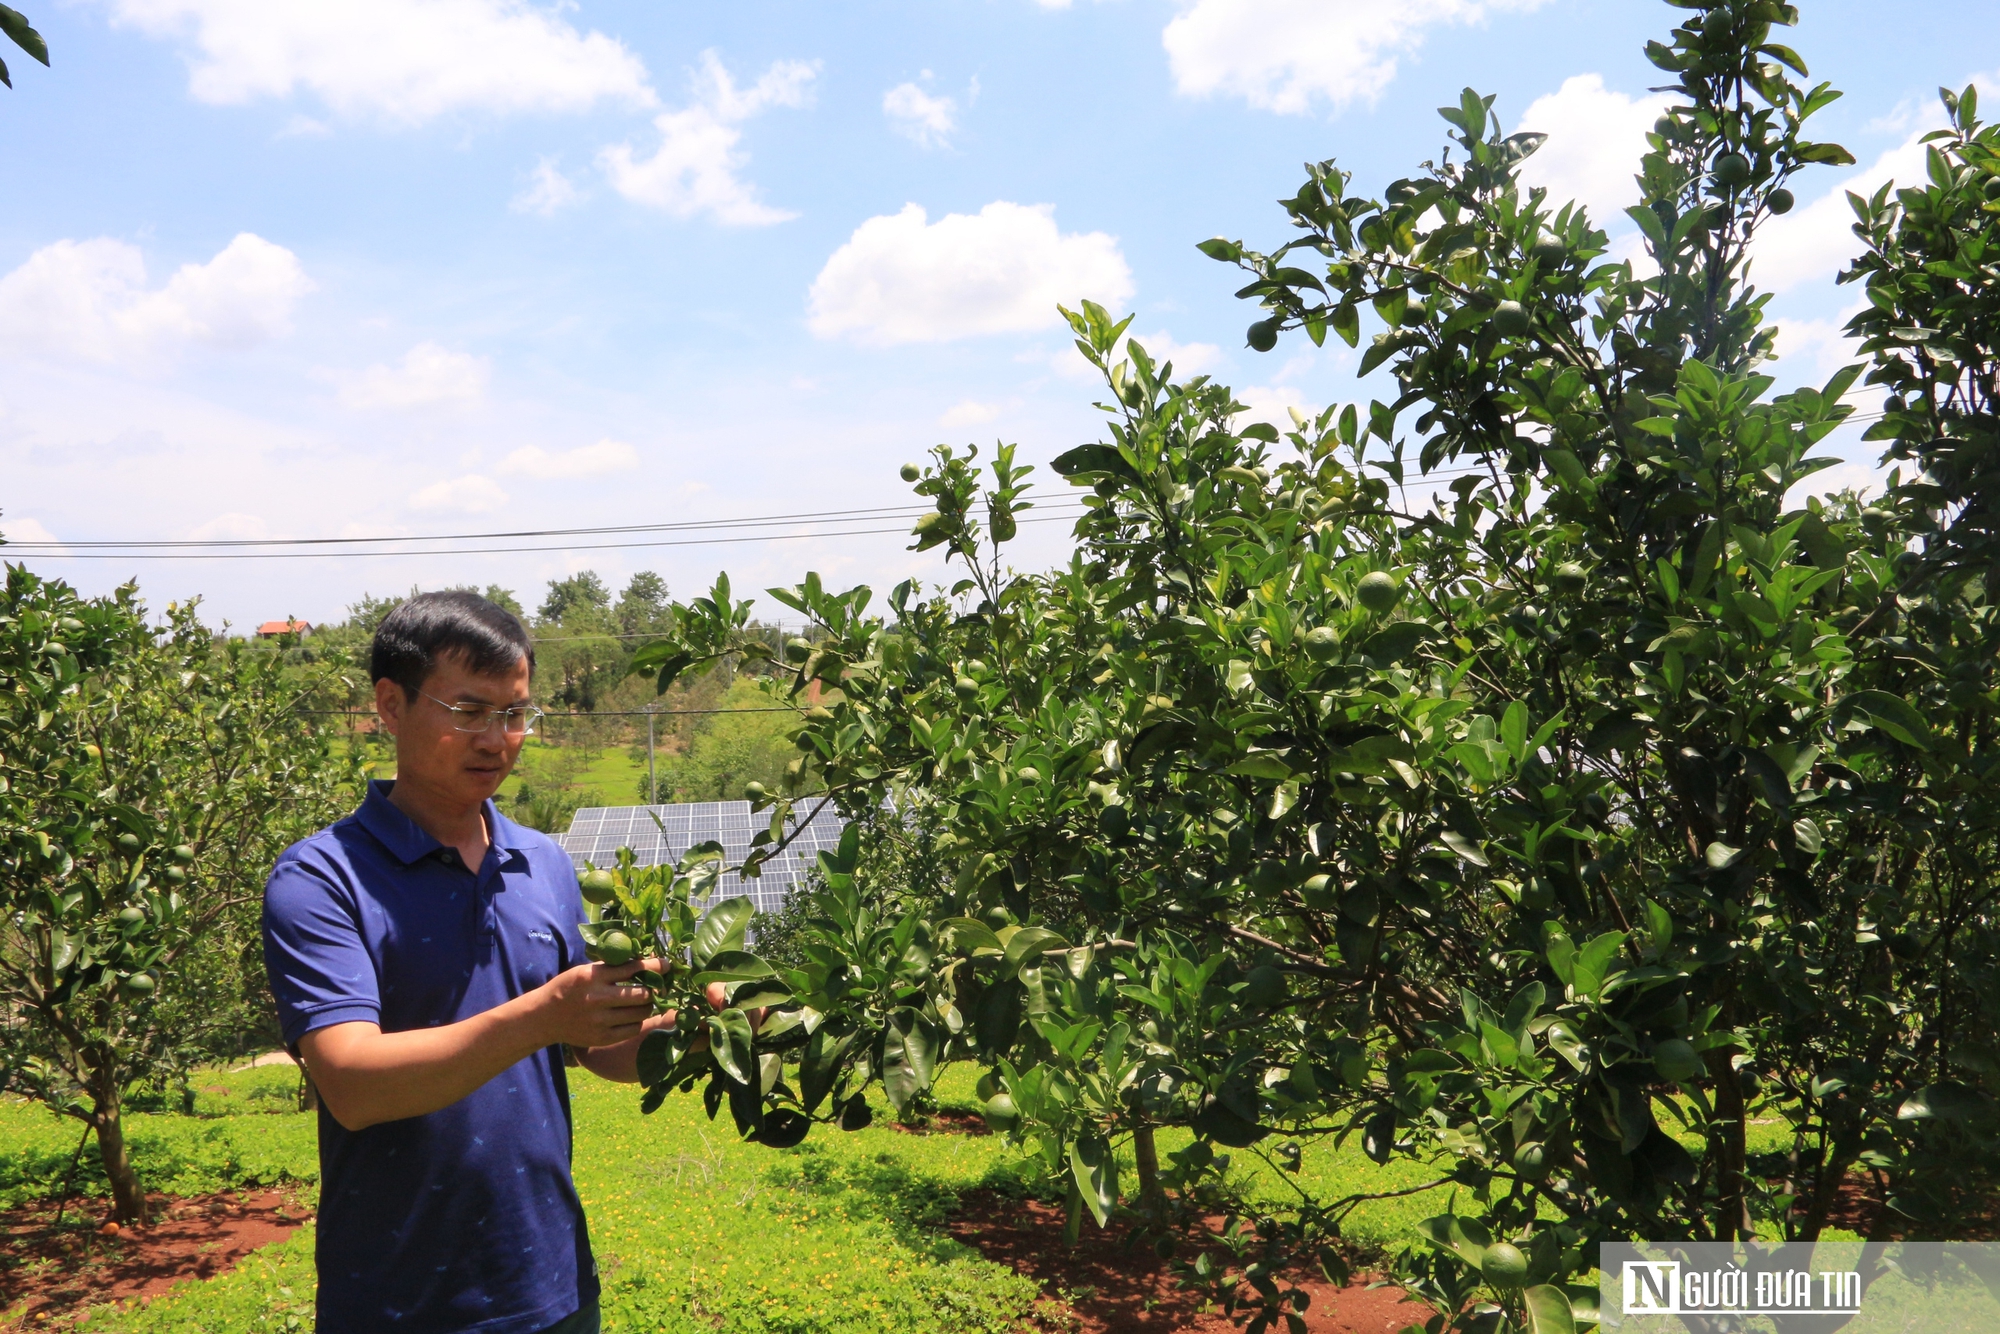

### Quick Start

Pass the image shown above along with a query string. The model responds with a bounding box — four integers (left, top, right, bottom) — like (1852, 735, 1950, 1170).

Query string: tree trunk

(1704, 1048, 1749, 1240)
(93, 1092, 149, 1226)
(299, 1068, 319, 1113)
(1133, 1123, 1165, 1218)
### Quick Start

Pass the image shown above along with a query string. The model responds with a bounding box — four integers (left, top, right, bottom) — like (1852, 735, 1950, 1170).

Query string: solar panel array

(556, 799, 846, 916)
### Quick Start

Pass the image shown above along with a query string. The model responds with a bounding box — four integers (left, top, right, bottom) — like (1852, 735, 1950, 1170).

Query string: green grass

(61, 1064, 1048, 1334)
(499, 736, 652, 811)
(9, 1060, 1853, 1332)
(0, 1070, 317, 1213)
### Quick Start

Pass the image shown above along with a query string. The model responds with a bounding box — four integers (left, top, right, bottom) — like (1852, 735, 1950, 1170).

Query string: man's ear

(373, 676, 407, 739)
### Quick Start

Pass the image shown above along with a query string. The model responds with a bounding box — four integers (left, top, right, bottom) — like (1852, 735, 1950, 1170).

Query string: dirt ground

(0, 1189, 310, 1328)
(946, 1189, 1428, 1334)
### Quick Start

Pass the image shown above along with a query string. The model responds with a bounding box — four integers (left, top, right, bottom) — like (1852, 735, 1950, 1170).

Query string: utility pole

(646, 706, 657, 806)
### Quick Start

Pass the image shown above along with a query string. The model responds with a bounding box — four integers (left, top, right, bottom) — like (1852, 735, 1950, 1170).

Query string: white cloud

(1516, 75, 1672, 227)
(1786, 456, 1884, 509)
(1236, 382, 1317, 431)
(1162, 0, 1551, 115)
(0, 516, 60, 545)
(884, 82, 957, 148)
(498, 438, 639, 478)
(338, 342, 488, 410)
(1752, 129, 1934, 294)
(939, 399, 1000, 428)
(108, 0, 656, 123)
(808, 202, 1133, 345)
(410, 474, 509, 513)
(512, 157, 581, 215)
(0, 232, 312, 363)
(1037, 327, 1223, 382)
(189, 511, 269, 540)
(1766, 312, 1868, 389)
(1128, 329, 1222, 377)
(598, 50, 817, 225)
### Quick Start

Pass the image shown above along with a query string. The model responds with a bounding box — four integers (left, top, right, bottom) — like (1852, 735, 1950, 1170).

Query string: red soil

(889, 1108, 994, 1137)
(946, 1190, 1428, 1334)
(0, 1189, 310, 1328)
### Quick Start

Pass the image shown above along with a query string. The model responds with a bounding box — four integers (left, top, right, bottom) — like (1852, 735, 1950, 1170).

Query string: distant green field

(500, 735, 652, 811)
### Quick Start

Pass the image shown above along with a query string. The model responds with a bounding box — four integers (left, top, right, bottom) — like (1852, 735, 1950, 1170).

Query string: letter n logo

(1624, 1260, 1681, 1314)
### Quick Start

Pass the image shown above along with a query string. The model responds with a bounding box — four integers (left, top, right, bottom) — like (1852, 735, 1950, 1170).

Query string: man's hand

(295, 964, 751, 1129)
(531, 960, 656, 1050)
(576, 972, 763, 1082)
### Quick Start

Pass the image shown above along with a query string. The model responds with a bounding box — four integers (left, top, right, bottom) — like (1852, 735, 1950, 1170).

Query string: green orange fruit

(1483, 1242, 1530, 1288)
(579, 870, 618, 905)
(1303, 626, 1340, 662)
(1356, 571, 1402, 614)
(900, 463, 921, 482)
(594, 930, 636, 965)
(982, 1093, 1020, 1134)
(1247, 319, 1279, 352)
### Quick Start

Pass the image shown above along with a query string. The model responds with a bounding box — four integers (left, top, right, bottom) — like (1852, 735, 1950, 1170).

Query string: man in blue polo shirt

(264, 591, 676, 1334)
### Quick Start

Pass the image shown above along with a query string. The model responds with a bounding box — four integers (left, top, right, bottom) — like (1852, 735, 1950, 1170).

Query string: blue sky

(1, 0, 1994, 630)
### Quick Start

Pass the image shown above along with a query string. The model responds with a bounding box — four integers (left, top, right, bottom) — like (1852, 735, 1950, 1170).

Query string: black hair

(370, 590, 534, 698)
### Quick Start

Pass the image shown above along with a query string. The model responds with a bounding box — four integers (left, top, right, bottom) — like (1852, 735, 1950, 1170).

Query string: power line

(10, 502, 948, 550)
(5, 509, 1090, 561)
(3, 405, 1893, 562)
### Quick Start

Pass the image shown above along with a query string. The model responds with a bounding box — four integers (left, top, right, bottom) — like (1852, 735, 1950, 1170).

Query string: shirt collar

(357, 780, 528, 867)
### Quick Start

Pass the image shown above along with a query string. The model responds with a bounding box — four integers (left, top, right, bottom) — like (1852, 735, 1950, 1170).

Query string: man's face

(374, 650, 534, 809)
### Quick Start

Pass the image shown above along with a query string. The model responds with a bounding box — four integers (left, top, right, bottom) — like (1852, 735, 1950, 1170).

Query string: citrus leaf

(1521, 1284, 1576, 1334)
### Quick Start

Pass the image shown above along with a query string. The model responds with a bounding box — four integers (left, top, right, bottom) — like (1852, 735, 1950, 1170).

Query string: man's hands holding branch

(555, 959, 764, 1083)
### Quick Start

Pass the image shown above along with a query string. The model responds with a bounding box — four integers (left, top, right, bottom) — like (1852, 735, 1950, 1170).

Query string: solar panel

(554, 799, 847, 918)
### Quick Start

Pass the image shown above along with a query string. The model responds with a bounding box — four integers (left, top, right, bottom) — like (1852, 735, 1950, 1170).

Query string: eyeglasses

(420, 691, 544, 736)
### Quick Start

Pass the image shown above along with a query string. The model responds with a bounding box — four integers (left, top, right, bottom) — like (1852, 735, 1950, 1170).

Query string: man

(264, 591, 677, 1334)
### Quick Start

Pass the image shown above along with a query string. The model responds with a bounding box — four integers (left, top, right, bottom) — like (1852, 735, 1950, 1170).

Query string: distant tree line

(273, 570, 800, 829)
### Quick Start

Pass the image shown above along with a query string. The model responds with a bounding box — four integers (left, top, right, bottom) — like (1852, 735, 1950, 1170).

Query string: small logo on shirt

(525, 929, 555, 944)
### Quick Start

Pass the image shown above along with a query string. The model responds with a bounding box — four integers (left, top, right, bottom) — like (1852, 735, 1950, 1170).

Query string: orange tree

(608, 4, 1997, 1331)
(0, 566, 359, 1222)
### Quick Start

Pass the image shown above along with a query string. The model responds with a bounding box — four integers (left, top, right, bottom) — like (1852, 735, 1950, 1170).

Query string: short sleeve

(549, 851, 590, 971)
(263, 849, 382, 1047)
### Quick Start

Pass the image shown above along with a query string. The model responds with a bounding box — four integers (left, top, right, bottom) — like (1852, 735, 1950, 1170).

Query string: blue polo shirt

(263, 781, 599, 1334)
